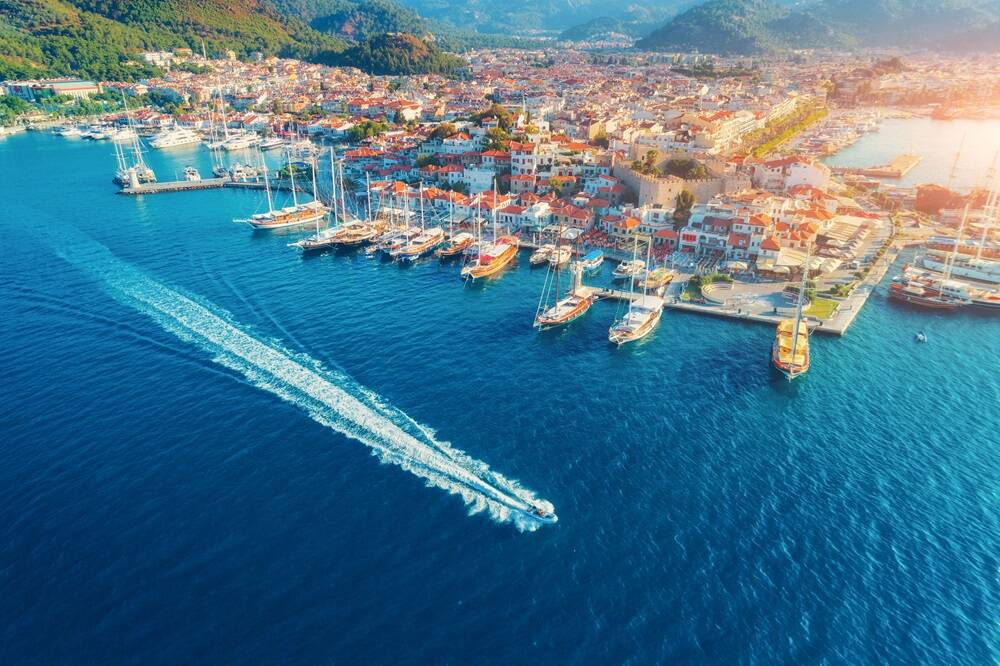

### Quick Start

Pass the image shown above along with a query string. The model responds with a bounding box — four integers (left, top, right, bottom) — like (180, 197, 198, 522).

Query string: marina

(2, 50, 1000, 666)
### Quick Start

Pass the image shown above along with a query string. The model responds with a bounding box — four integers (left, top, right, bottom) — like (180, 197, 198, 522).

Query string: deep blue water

(1, 133, 998, 665)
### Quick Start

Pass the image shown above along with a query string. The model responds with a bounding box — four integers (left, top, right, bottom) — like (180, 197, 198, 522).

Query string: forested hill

(0, 0, 518, 81)
(0, 0, 346, 80)
(315, 31, 464, 76)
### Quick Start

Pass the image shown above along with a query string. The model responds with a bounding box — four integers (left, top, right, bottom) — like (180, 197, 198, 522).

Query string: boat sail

(609, 236, 663, 345)
(534, 223, 594, 329)
(771, 243, 812, 380)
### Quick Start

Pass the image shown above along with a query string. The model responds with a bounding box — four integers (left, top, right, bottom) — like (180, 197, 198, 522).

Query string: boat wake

(53, 238, 555, 531)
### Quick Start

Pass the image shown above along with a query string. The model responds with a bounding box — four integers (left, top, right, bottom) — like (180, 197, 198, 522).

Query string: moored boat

(772, 243, 813, 380)
(437, 232, 474, 258)
(396, 227, 445, 263)
(580, 249, 604, 274)
(613, 259, 645, 281)
(609, 295, 663, 345)
(461, 236, 519, 280)
(609, 238, 662, 345)
(636, 266, 674, 291)
(771, 319, 810, 379)
(529, 244, 554, 266)
(548, 246, 572, 267)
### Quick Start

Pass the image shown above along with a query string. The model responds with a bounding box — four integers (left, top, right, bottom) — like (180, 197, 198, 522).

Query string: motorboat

(613, 259, 645, 281)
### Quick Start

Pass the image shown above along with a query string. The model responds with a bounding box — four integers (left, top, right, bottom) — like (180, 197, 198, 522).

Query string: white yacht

(150, 127, 201, 149)
(222, 133, 261, 151)
(259, 136, 284, 151)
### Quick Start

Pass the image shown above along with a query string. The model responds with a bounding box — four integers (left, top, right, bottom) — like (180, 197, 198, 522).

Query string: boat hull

(461, 239, 519, 281)
(609, 308, 662, 345)
(534, 296, 593, 330)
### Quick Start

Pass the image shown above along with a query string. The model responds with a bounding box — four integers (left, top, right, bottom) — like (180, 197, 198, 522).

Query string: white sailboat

(609, 236, 663, 345)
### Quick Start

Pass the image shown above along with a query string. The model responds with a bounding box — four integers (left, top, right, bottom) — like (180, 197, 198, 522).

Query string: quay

(831, 154, 922, 179)
(634, 245, 902, 336)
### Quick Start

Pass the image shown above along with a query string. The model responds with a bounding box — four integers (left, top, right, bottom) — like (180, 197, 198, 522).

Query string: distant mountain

(637, 0, 1000, 53)
(395, 0, 687, 33)
(559, 13, 677, 41)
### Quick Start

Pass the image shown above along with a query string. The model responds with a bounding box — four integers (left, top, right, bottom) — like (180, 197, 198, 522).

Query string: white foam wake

(56, 239, 554, 531)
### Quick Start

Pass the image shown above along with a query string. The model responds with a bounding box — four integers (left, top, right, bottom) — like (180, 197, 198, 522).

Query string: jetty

(831, 154, 922, 179)
(118, 178, 227, 195)
(117, 179, 303, 196)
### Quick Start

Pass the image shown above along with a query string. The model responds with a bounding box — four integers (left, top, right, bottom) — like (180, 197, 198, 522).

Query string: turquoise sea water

(1, 133, 998, 664)
(823, 117, 1000, 190)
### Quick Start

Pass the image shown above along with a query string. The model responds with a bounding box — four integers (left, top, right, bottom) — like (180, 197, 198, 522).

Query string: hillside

(315, 31, 464, 76)
(637, 0, 1000, 53)
(0, 0, 346, 80)
(269, 0, 535, 50)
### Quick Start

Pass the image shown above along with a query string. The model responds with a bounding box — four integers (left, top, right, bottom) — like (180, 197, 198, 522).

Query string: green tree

(482, 127, 510, 151)
(430, 122, 456, 140)
(674, 190, 695, 229)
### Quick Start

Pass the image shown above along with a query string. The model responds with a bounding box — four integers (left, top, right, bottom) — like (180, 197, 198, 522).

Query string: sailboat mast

(491, 179, 498, 240)
(419, 182, 425, 232)
(338, 159, 347, 222)
(554, 222, 563, 305)
(288, 150, 299, 207)
(329, 147, 338, 225)
(945, 203, 971, 283)
(791, 242, 811, 363)
(627, 235, 638, 315)
(975, 153, 999, 262)
(262, 147, 274, 213)
(366, 172, 372, 223)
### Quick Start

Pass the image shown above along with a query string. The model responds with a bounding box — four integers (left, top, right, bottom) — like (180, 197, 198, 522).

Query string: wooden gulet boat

(771, 242, 812, 380)
(534, 225, 594, 330)
(461, 183, 518, 281)
(236, 147, 326, 230)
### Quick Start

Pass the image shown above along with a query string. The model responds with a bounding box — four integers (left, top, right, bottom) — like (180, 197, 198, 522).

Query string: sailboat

(396, 183, 445, 262)
(771, 244, 812, 380)
(437, 197, 473, 258)
(609, 237, 664, 345)
(112, 92, 156, 186)
(534, 223, 594, 329)
(235, 148, 326, 230)
(891, 204, 972, 309)
(461, 184, 518, 281)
